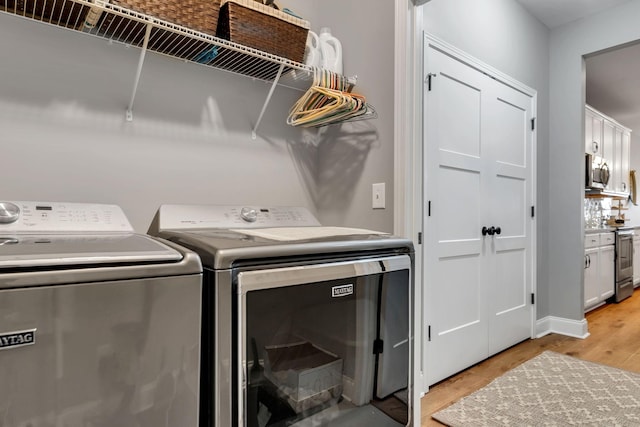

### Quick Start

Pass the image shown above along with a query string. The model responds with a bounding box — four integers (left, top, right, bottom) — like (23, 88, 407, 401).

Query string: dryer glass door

(237, 255, 411, 427)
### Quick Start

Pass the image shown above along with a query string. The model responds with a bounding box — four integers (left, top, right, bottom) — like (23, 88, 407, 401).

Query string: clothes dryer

(148, 204, 415, 427)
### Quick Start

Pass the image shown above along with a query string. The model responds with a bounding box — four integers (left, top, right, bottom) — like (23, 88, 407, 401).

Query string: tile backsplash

(584, 198, 612, 229)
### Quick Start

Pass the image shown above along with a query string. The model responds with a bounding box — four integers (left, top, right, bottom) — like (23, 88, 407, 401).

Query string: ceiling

(515, 0, 630, 29)
(586, 42, 640, 131)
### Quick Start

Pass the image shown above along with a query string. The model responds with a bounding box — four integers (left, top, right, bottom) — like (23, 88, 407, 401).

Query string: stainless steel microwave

(585, 153, 610, 189)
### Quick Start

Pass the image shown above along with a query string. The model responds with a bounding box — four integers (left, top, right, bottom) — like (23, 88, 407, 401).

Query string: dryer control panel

(151, 205, 321, 231)
(0, 201, 133, 233)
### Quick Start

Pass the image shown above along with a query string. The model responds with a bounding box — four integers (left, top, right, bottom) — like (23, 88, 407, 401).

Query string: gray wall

(296, 0, 396, 231)
(421, 0, 551, 318)
(0, 1, 396, 233)
(549, 0, 640, 321)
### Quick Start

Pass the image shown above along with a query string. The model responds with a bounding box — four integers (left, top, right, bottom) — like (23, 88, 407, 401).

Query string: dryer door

(375, 269, 410, 399)
(236, 255, 412, 427)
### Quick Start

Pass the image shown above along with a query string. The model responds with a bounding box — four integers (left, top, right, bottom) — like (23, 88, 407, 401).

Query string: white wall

(549, 0, 640, 321)
(421, 0, 551, 317)
(0, 1, 396, 233)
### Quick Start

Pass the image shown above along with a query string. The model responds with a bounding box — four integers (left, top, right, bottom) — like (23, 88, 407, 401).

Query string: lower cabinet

(584, 233, 615, 311)
(584, 247, 600, 309)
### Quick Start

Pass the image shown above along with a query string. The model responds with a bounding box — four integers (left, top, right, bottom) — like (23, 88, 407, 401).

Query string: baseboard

(535, 316, 590, 339)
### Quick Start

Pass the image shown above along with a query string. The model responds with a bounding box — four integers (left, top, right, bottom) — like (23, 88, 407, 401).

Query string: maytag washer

(148, 205, 415, 427)
(0, 201, 202, 427)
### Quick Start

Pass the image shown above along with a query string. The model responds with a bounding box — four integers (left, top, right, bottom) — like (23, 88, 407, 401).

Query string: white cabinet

(599, 244, 615, 301)
(610, 128, 631, 194)
(584, 232, 615, 311)
(584, 247, 600, 308)
(585, 108, 603, 156)
(585, 233, 600, 248)
(611, 125, 621, 190)
(621, 131, 631, 193)
(603, 120, 615, 171)
(633, 233, 640, 286)
(586, 105, 632, 196)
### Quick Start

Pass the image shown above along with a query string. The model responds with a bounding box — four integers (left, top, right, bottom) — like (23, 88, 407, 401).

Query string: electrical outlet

(372, 183, 385, 209)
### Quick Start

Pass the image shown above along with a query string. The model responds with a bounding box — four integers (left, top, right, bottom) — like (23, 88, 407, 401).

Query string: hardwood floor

(421, 288, 640, 426)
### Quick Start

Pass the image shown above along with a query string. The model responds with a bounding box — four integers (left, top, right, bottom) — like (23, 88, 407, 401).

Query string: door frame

(394, 0, 425, 398)
(395, 33, 538, 394)
(394, 0, 425, 401)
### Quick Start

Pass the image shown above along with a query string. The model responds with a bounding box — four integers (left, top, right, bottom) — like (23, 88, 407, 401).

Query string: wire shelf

(0, 0, 377, 133)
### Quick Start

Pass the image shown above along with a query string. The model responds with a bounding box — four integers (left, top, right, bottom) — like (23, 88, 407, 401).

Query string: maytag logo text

(0, 329, 36, 350)
(332, 284, 354, 298)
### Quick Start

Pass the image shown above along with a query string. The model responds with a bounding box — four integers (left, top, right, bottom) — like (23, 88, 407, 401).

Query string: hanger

(287, 67, 367, 128)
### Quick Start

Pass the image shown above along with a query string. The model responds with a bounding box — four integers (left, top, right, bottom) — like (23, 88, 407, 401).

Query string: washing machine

(148, 204, 415, 427)
(0, 201, 202, 427)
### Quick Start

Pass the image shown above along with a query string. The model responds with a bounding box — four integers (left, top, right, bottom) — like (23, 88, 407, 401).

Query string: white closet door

(424, 46, 490, 385)
(423, 41, 535, 386)
(485, 80, 534, 354)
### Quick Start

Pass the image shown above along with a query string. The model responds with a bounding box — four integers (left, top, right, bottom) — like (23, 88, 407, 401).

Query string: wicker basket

(216, 0, 309, 63)
(112, 0, 221, 35)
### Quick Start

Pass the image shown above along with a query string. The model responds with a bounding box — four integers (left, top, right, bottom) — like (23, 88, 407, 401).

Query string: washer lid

(0, 233, 182, 269)
(228, 226, 388, 241)
(157, 228, 412, 270)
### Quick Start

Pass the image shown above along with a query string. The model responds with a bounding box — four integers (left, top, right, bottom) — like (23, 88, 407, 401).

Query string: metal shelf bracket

(252, 64, 285, 139)
(126, 23, 152, 122)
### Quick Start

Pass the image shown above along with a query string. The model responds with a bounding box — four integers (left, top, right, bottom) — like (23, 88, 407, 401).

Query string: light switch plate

(372, 183, 385, 209)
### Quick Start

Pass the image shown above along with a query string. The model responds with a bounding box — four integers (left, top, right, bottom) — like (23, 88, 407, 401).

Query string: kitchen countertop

(585, 228, 616, 234)
(585, 226, 640, 234)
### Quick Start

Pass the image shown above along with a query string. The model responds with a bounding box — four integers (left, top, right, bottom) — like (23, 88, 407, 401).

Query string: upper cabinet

(621, 130, 631, 193)
(585, 108, 604, 157)
(586, 104, 632, 197)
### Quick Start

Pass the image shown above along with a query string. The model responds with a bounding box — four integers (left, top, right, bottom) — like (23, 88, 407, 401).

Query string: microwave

(585, 153, 610, 189)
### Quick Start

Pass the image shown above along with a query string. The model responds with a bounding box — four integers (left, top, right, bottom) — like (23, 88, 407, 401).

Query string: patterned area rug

(432, 351, 640, 426)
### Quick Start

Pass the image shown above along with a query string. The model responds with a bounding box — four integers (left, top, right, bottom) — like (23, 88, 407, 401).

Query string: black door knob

(495, 227, 501, 235)
(487, 226, 496, 236)
(482, 226, 489, 236)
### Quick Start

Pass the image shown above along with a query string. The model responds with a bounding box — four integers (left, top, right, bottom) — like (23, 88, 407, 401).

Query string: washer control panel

(0, 201, 133, 233)
(154, 205, 321, 230)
